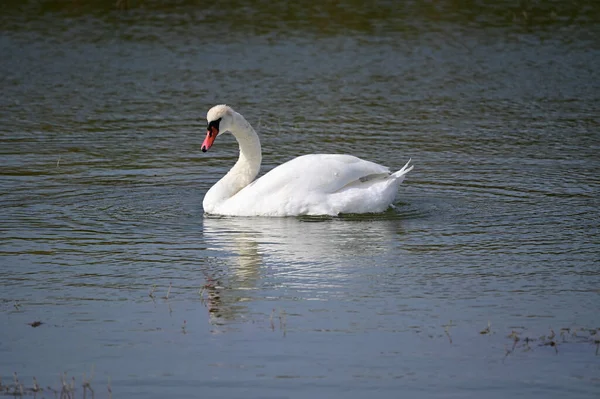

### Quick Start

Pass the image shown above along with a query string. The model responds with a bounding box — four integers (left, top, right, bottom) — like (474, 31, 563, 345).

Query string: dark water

(1, 1, 599, 398)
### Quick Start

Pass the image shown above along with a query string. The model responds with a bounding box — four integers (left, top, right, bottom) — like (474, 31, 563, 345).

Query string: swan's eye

(207, 118, 222, 137)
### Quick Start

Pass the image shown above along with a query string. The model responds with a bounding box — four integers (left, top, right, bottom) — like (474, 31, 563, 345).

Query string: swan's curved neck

(203, 111, 262, 211)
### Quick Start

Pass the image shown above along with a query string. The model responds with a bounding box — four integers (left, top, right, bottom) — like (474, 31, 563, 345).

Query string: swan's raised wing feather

(244, 154, 391, 196)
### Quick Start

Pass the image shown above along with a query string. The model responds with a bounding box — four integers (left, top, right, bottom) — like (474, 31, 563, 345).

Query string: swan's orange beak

(202, 126, 218, 152)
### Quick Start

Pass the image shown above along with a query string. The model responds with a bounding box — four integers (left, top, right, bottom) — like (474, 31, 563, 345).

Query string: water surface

(1, 1, 599, 398)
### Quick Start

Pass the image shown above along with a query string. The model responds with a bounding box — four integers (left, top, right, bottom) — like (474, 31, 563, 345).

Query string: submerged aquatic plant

(500, 325, 600, 360)
(443, 320, 454, 344)
(0, 368, 111, 398)
(163, 282, 172, 300)
(480, 321, 492, 335)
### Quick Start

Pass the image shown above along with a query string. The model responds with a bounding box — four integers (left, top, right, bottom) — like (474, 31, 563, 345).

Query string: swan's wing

(218, 154, 412, 216)
(242, 154, 391, 197)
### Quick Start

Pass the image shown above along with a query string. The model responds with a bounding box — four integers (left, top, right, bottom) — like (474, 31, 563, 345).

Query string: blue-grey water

(1, 1, 599, 398)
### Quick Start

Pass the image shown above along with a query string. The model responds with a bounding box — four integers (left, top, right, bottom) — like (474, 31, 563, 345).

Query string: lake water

(1, 1, 599, 398)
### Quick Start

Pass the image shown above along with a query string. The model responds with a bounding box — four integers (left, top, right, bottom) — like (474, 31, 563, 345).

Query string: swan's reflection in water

(201, 215, 403, 324)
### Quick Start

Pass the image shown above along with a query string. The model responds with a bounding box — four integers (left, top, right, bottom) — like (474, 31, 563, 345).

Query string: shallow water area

(1, 1, 599, 398)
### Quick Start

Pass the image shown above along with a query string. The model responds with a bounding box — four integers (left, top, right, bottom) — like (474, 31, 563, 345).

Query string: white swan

(201, 105, 413, 217)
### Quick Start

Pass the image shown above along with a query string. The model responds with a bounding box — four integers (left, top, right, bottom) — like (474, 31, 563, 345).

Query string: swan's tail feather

(391, 159, 414, 180)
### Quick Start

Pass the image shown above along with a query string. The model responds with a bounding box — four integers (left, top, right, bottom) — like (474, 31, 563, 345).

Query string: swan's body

(201, 105, 413, 217)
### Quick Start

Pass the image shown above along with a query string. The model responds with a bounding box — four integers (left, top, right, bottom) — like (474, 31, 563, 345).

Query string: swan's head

(202, 104, 234, 152)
